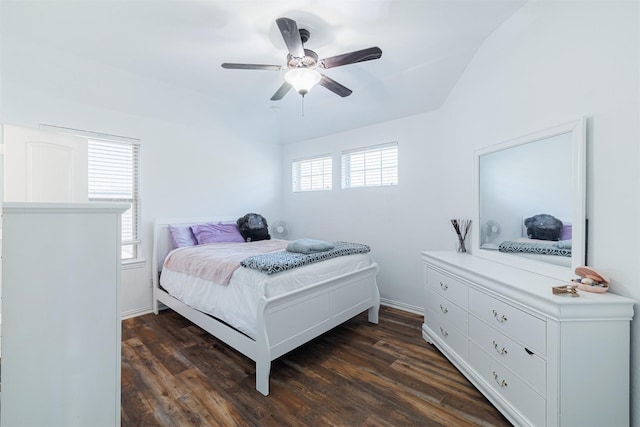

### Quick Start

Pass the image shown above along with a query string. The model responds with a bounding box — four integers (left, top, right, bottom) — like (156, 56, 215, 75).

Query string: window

(292, 155, 332, 192)
(88, 139, 141, 260)
(342, 142, 398, 189)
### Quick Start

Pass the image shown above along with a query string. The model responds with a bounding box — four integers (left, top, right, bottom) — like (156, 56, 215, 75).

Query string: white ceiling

(1, 0, 526, 144)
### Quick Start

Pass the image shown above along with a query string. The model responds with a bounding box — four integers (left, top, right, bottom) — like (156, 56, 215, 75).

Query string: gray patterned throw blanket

(240, 241, 371, 274)
(498, 240, 571, 257)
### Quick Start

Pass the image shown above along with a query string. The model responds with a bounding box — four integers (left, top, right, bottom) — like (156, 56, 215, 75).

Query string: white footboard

(255, 263, 380, 395)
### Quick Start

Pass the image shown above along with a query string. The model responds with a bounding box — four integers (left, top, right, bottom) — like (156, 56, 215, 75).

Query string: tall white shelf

(1, 202, 127, 427)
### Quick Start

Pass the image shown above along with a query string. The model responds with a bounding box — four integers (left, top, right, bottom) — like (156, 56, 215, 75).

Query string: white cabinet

(1, 202, 128, 427)
(422, 251, 635, 427)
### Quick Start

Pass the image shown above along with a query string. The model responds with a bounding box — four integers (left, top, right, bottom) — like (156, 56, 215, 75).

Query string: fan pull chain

(301, 95, 305, 117)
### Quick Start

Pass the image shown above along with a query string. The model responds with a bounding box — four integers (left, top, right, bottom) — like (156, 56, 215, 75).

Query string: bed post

(152, 220, 161, 315)
(152, 286, 160, 315)
(255, 360, 271, 396)
(368, 279, 381, 324)
(255, 297, 271, 395)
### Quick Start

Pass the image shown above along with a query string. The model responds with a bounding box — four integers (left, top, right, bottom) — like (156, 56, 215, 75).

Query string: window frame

(341, 142, 398, 189)
(291, 154, 333, 192)
(88, 138, 141, 261)
(40, 124, 142, 262)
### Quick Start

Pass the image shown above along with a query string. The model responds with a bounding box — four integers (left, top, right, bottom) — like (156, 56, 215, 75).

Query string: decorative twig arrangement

(451, 218, 472, 253)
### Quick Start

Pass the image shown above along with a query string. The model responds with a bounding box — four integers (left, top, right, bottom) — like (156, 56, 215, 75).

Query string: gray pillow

(286, 238, 335, 254)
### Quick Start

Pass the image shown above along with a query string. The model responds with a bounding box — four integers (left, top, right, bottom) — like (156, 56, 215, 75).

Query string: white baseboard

(121, 306, 154, 320)
(380, 298, 423, 315)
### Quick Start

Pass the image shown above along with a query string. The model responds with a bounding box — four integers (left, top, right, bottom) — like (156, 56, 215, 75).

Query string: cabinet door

(4, 125, 88, 202)
(1, 205, 123, 427)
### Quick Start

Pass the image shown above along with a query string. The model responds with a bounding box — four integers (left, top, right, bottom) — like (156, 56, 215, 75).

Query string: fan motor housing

(287, 49, 318, 69)
(299, 28, 310, 44)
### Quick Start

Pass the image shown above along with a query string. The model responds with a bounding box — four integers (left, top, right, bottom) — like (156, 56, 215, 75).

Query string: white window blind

(292, 155, 332, 192)
(88, 139, 141, 260)
(342, 142, 398, 189)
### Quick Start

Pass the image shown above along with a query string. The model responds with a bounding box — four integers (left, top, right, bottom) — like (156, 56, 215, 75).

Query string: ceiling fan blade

(221, 63, 285, 71)
(320, 47, 382, 69)
(319, 74, 352, 97)
(270, 82, 292, 101)
(276, 17, 305, 58)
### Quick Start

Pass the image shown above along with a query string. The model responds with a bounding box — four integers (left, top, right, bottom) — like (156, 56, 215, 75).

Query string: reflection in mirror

(479, 132, 572, 265)
(473, 119, 586, 279)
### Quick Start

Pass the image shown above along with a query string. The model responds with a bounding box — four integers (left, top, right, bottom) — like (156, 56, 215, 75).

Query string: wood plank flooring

(121, 306, 511, 426)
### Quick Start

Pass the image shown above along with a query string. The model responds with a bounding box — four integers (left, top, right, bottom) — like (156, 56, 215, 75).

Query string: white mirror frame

(472, 118, 586, 280)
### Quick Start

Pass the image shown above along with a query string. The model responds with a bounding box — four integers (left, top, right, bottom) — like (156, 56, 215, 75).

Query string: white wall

(0, 40, 283, 317)
(0, 1, 4, 341)
(282, 111, 446, 312)
(443, 2, 640, 423)
(283, 0, 640, 422)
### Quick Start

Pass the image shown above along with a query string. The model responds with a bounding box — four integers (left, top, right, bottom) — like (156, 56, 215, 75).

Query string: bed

(152, 217, 380, 395)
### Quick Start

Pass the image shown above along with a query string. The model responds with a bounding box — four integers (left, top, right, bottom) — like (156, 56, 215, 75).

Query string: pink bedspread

(163, 240, 289, 285)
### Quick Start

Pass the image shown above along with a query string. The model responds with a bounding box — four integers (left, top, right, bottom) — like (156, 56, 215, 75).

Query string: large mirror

(472, 118, 586, 280)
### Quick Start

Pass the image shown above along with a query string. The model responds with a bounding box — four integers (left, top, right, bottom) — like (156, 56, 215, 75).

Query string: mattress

(160, 251, 375, 339)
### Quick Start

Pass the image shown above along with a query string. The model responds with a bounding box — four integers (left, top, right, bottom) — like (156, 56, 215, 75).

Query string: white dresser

(422, 251, 635, 427)
(1, 202, 128, 427)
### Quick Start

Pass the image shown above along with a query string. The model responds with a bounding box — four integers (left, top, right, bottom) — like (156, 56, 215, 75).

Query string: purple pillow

(191, 222, 245, 244)
(168, 224, 198, 248)
(560, 224, 572, 240)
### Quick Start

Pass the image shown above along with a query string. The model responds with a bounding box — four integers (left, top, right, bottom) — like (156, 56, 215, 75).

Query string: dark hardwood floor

(121, 306, 511, 426)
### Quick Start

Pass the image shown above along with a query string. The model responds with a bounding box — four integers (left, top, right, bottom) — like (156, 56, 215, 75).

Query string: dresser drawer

(469, 288, 546, 356)
(426, 268, 468, 308)
(470, 343, 546, 427)
(469, 315, 546, 396)
(425, 290, 467, 334)
(424, 307, 468, 361)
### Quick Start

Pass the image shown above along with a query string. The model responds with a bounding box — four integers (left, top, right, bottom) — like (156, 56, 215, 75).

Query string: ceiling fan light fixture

(285, 68, 321, 96)
(222, 18, 382, 101)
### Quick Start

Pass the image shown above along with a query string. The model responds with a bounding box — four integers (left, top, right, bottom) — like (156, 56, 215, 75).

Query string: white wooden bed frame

(152, 217, 380, 395)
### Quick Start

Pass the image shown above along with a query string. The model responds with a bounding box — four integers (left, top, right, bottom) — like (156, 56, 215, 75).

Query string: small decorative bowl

(576, 282, 609, 293)
(573, 266, 609, 293)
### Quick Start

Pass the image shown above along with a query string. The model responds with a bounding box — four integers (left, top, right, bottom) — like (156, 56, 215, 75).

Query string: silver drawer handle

(492, 340, 508, 355)
(492, 309, 508, 323)
(492, 371, 508, 388)
(439, 304, 449, 314)
(440, 281, 448, 291)
(439, 326, 449, 337)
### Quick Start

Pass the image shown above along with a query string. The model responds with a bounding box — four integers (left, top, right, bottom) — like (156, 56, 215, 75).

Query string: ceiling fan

(221, 17, 382, 100)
